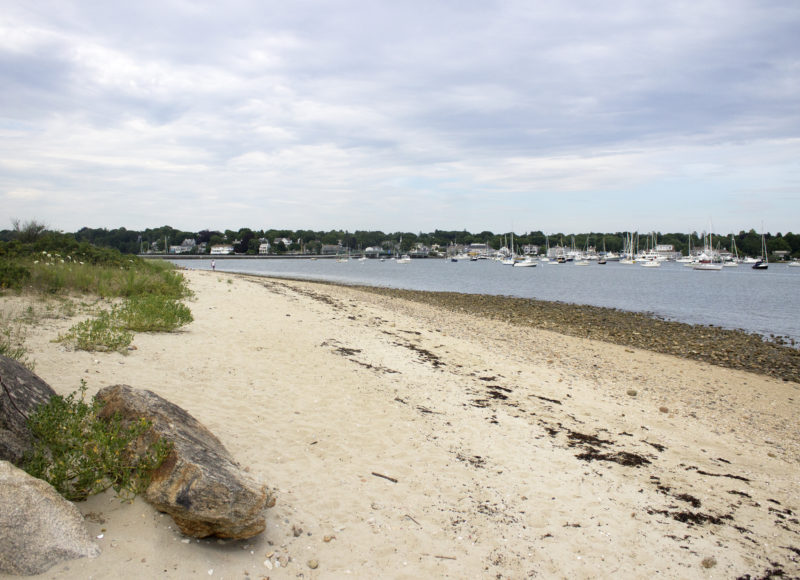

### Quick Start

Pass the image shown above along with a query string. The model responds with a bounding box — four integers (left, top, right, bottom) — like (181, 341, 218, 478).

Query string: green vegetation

(1, 222, 193, 353)
(58, 310, 134, 353)
(24, 382, 172, 501)
(0, 315, 31, 368)
(115, 295, 193, 332)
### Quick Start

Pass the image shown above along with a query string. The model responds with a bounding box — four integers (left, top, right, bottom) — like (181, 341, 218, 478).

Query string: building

(321, 244, 342, 255)
(258, 242, 270, 255)
(169, 238, 197, 254)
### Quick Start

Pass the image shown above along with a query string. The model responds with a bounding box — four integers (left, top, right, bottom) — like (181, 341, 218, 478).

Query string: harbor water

(174, 258, 800, 344)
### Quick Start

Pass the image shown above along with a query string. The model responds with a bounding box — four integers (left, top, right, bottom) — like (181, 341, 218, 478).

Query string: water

(176, 258, 800, 343)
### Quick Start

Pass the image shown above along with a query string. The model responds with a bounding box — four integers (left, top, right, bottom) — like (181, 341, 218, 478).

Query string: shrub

(59, 310, 133, 352)
(0, 259, 30, 289)
(115, 295, 193, 332)
(24, 383, 171, 501)
(0, 321, 32, 368)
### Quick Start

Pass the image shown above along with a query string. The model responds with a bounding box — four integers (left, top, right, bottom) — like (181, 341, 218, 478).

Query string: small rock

(626, 389, 638, 397)
(307, 559, 319, 569)
(701, 556, 717, 569)
(323, 535, 335, 543)
(659, 406, 669, 413)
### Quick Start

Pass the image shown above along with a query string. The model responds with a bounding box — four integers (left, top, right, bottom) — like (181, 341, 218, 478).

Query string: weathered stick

(371, 472, 398, 483)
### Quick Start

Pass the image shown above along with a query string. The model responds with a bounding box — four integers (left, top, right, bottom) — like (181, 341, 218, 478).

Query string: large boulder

(0, 460, 100, 575)
(0, 355, 57, 465)
(94, 384, 267, 539)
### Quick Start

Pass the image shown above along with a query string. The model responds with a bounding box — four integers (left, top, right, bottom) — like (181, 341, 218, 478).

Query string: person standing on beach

(211, 259, 216, 271)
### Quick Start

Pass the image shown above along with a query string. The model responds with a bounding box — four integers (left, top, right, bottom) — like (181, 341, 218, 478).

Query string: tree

(11, 219, 48, 243)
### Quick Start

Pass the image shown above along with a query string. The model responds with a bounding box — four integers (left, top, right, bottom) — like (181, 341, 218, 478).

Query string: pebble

(659, 406, 669, 413)
(307, 559, 319, 569)
(626, 389, 638, 397)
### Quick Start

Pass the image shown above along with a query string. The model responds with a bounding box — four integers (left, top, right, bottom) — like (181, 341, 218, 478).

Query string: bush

(24, 383, 171, 501)
(59, 310, 134, 352)
(0, 321, 31, 367)
(115, 295, 193, 332)
(0, 259, 30, 289)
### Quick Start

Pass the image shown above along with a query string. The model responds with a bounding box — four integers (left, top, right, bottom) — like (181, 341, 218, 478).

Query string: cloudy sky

(1, 1, 798, 235)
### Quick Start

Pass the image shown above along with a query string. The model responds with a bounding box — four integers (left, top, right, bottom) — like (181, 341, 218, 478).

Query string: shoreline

(4, 269, 799, 578)
(228, 271, 800, 383)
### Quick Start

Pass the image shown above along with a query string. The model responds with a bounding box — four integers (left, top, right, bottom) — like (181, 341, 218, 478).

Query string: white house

(259, 242, 270, 255)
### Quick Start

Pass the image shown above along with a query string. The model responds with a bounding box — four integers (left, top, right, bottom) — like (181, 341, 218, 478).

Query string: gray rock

(0, 460, 100, 575)
(0, 355, 57, 465)
(95, 384, 267, 539)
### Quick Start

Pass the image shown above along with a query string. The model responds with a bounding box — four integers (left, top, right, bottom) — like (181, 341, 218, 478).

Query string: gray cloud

(1, 0, 798, 234)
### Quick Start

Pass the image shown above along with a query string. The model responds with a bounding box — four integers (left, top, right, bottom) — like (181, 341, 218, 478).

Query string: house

(258, 242, 270, 255)
(169, 238, 197, 254)
(321, 244, 342, 255)
(210, 244, 234, 255)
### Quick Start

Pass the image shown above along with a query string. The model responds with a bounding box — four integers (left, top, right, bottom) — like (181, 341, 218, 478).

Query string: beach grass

(1, 240, 193, 353)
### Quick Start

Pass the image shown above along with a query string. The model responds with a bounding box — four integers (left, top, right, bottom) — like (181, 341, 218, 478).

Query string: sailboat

(693, 232, 722, 271)
(752, 229, 768, 270)
(540, 235, 550, 263)
(619, 232, 637, 264)
(723, 234, 739, 267)
(501, 232, 516, 265)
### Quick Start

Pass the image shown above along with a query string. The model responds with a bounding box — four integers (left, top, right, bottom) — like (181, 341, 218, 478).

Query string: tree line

(2, 222, 798, 258)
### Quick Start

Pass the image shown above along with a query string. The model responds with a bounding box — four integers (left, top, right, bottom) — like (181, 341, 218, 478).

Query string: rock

(0, 355, 57, 465)
(658, 406, 669, 414)
(94, 384, 267, 539)
(0, 460, 100, 575)
(701, 556, 717, 569)
(626, 389, 638, 397)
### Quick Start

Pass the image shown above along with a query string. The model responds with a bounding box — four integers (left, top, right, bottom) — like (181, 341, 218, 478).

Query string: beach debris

(95, 384, 268, 539)
(371, 471, 398, 483)
(0, 461, 100, 575)
(0, 355, 57, 465)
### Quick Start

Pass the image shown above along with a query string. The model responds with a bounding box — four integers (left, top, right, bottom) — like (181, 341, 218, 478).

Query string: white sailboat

(501, 232, 516, 265)
(619, 232, 637, 264)
(693, 232, 722, 271)
(540, 235, 550, 263)
(513, 256, 537, 267)
(723, 234, 739, 267)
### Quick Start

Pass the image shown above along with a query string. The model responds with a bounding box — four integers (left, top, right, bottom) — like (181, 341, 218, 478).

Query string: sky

(1, 1, 799, 236)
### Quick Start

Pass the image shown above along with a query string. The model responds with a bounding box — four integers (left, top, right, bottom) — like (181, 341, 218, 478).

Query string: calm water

(175, 258, 800, 343)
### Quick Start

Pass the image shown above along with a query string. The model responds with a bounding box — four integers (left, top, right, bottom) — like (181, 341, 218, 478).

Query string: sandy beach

(3, 269, 799, 579)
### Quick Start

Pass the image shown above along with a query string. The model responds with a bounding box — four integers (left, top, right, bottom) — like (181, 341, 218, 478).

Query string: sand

(3, 269, 799, 579)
